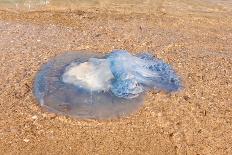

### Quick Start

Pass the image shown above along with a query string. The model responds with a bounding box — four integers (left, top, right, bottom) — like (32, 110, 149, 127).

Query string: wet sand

(0, 1, 232, 155)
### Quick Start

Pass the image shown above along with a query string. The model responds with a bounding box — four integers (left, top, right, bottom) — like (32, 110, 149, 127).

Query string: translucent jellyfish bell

(34, 50, 181, 120)
(34, 52, 145, 119)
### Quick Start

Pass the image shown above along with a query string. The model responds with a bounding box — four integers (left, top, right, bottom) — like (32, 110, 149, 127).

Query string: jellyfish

(34, 50, 181, 119)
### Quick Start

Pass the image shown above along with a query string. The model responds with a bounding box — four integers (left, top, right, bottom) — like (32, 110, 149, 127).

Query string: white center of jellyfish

(62, 58, 114, 91)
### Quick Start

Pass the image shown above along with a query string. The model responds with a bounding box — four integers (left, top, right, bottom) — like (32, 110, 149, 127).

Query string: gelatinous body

(34, 52, 144, 119)
(62, 58, 114, 91)
(34, 50, 181, 119)
(107, 51, 181, 98)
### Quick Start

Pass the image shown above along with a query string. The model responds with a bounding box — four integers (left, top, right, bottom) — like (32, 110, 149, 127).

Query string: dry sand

(0, 1, 232, 155)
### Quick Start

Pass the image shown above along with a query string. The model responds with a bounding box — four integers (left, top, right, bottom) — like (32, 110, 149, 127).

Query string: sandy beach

(0, 1, 232, 154)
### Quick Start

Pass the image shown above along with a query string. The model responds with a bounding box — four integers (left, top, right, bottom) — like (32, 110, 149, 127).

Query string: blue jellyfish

(34, 50, 181, 119)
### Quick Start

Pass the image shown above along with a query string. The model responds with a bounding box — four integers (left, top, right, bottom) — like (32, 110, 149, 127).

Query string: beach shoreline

(0, 3, 232, 154)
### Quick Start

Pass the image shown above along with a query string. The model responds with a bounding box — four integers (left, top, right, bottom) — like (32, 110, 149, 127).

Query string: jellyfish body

(34, 50, 181, 119)
(106, 50, 181, 98)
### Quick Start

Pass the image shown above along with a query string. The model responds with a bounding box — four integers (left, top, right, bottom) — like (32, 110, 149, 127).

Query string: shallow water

(0, 0, 232, 14)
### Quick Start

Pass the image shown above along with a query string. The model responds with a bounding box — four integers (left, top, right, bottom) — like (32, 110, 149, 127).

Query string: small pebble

(23, 139, 30, 142)
(32, 115, 38, 120)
